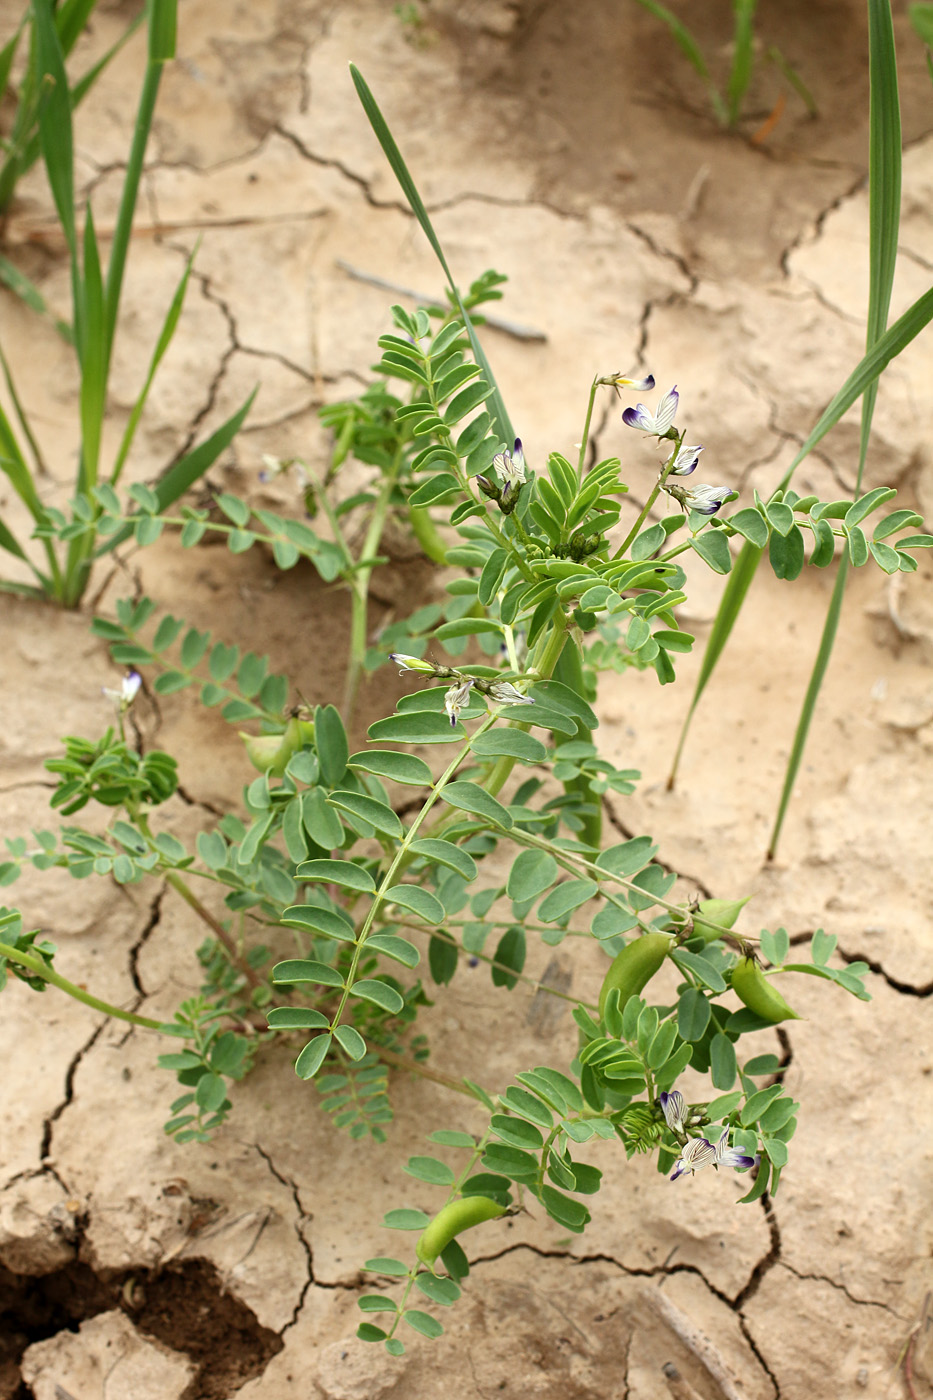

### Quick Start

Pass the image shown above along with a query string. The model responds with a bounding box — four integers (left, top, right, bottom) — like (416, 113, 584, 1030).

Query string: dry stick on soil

(643, 1289, 748, 1400)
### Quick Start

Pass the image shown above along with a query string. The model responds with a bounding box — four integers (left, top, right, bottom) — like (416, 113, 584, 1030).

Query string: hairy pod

(415, 1196, 507, 1269)
(598, 932, 674, 1021)
(691, 895, 751, 945)
(731, 955, 802, 1023)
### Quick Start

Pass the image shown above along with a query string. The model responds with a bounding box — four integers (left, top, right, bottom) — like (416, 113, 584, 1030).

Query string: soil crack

(603, 795, 713, 900)
(776, 1260, 900, 1314)
(252, 1143, 314, 1331)
(128, 886, 166, 1000)
(273, 122, 411, 215)
(39, 1024, 106, 1165)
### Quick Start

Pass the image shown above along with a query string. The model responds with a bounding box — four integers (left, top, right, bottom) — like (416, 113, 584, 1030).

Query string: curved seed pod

(691, 895, 751, 945)
(415, 1196, 507, 1270)
(731, 955, 802, 1023)
(598, 932, 674, 1020)
(240, 717, 314, 776)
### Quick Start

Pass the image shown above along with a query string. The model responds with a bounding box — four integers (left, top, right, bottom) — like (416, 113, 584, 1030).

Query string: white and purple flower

(670, 1128, 758, 1182)
(667, 442, 704, 477)
(659, 1089, 689, 1135)
(486, 680, 534, 707)
(665, 481, 738, 517)
(622, 385, 679, 436)
(601, 371, 656, 395)
(492, 439, 526, 511)
(388, 653, 437, 674)
(103, 672, 141, 711)
(444, 678, 474, 726)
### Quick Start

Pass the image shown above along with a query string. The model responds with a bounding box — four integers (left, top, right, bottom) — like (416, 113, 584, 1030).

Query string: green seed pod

(415, 1196, 507, 1270)
(691, 895, 751, 945)
(240, 717, 314, 776)
(598, 932, 674, 1021)
(731, 955, 802, 1023)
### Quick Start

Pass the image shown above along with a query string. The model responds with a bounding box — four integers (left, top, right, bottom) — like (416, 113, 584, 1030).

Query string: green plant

(0, 0, 253, 606)
(2, 279, 896, 1348)
(0, 30, 925, 1364)
(0, 0, 143, 217)
(632, 0, 817, 129)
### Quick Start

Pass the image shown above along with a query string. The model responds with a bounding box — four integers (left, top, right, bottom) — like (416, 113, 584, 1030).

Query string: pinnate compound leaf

(348, 750, 433, 786)
(404, 1310, 444, 1339)
(404, 1155, 455, 1186)
(442, 781, 512, 828)
(367, 933, 420, 968)
(334, 1025, 368, 1060)
(296, 859, 375, 893)
(491, 925, 525, 989)
(472, 729, 547, 763)
(295, 1033, 332, 1079)
(384, 1208, 431, 1230)
(408, 839, 477, 881)
(383, 885, 446, 924)
(506, 848, 558, 903)
(272, 959, 344, 988)
(352, 979, 405, 1013)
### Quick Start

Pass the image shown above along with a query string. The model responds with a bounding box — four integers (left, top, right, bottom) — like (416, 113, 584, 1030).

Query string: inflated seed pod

(598, 932, 674, 1021)
(691, 895, 751, 945)
(731, 955, 802, 1023)
(240, 717, 314, 776)
(415, 1196, 507, 1270)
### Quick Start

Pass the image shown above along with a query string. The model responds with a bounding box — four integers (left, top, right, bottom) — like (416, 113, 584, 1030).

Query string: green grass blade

(767, 557, 849, 857)
(69, 10, 145, 107)
(0, 339, 48, 476)
(103, 0, 176, 360)
(95, 388, 258, 556)
(349, 63, 514, 448)
(0, 252, 73, 342)
(0, 504, 51, 592)
(33, 0, 77, 264)
(667, 536, 762, 786)
(55, 0, 101, 56)
(765, 45, 819, 117)
(630, 0, 729, 124)
(77, 204, 106, 491)
(0, 403, 43, 518)
(0, 20, 24, 99)
(109, 242, 197, 486)
(768, 0, 902, 856)
(727, 0, 759, 126)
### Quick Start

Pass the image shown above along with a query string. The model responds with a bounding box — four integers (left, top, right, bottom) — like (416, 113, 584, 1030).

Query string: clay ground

(1, 0, 933, 1396)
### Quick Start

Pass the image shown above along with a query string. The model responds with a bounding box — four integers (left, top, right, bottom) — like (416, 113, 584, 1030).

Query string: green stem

(344, 453, 403, 725)
(483, 607, 570, 798)
(162, 869, 264, 990)
(327, 715, 497, 1035)
(613, 430, 684, 560)
(0, 941, 162, 1028)
(576, 378, 599, 488)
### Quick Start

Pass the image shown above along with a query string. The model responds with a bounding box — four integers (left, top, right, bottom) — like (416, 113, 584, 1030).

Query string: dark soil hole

(0, 1255, 282, 1400)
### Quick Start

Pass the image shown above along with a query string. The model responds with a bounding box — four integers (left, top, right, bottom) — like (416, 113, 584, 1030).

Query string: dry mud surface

(1, 1, 933, 1397)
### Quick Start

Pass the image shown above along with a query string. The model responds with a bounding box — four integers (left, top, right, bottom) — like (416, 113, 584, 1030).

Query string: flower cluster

(388, 655, 534, 725)
(476, 439, 526, 515)
(620, 384, 737, 517)
(659, 1089, 757, 1183)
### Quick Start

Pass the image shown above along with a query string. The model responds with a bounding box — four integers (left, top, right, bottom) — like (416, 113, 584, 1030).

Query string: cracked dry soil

(1, 1, 933, 1397)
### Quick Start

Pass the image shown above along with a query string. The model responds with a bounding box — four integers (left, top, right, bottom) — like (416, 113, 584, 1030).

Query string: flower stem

(613, 430, 685, 559)
(576, 378, 599, 488)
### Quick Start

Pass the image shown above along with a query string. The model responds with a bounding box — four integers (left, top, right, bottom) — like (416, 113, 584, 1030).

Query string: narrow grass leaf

(349, 64, 513, 447)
